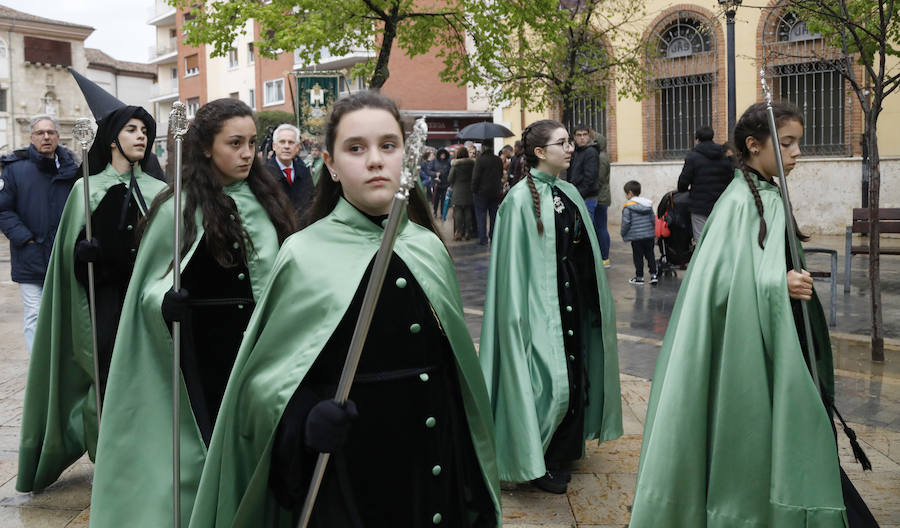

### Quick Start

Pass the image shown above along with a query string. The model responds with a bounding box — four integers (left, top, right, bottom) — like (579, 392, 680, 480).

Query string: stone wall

(608, 157, 900, 235)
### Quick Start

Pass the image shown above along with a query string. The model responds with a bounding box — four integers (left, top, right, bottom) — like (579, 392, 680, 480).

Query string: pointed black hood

(68, 67, 163, 180)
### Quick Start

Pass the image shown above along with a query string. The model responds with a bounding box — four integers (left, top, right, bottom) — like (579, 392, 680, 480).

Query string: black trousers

(630, 238, 657, 277)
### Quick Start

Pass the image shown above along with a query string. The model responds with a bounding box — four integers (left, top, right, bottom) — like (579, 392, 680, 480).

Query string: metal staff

(168, 102, 189, 528)
(296, 117, 429, 528)
(73, 118, 102, 424)
(760, 70, 820, 389)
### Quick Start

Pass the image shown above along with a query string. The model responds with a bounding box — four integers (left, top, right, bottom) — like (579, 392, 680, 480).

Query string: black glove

(161, 288, 191, 325)
(75, 238, 101, 263)
(304, 399, 358, 453)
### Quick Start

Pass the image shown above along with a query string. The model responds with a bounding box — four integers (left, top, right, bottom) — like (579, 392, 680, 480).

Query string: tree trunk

(866, 112, 884, 361)
(369, 18, 398, 90)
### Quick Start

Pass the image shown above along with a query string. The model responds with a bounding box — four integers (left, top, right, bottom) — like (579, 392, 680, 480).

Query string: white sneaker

(649, 274, 658, 284)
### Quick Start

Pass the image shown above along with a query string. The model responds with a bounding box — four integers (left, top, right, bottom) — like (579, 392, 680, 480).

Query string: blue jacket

(0, 145, 79, 283)
(621, 196, 655, 242)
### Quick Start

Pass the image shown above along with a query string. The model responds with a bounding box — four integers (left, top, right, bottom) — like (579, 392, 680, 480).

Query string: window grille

(646, 11, 719, 161)
(762, 9, 850, 156)
(566, 94, 607, 139)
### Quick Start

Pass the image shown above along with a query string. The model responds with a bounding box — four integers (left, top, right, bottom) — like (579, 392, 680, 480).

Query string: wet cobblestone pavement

(0, 224, 897, 526)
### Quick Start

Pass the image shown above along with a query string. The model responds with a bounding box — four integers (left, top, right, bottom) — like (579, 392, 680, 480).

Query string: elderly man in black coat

(677, 126, 734, 242)
(266, 124, 314, 220)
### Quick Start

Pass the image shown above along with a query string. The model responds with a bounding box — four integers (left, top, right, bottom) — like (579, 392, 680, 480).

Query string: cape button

(432, 465, 442, 476)
(564, 227, 569, 233)
(238, 304, 244, 310)
(233, 242, 239, 249)
(568, 354, 575, 361)
(432, 513, 442, 524)
(567, 329, 574, 336)
(130, 248, 136, 253)
(126, 224, 133, 231)
(419, 373, 430, 382)
(237, 273, 246, 280)
(564, 281, 570, 288)
(425, 416, 437, 428)
(381, 218, 388, 228)
(396, 277, 407, 288)
(566, 305, 573, 312)
(410, 323, 421, 334)
(562, 255, 567, 261)
(229, 214, 236, 221)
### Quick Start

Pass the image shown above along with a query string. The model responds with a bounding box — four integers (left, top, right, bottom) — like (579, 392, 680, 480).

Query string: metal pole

(760, 71, 820, 390)
(296, 117, 429, 528)
(726, 8, 737, 142)
(72, 118, 101, 425)
(168, 102, 189, 528)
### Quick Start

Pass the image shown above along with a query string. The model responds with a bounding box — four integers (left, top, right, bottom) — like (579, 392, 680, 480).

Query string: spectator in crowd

(472, 146, 504, 245)
(419, 150, 435, 201)
(621, 180, 657, 285)
(267, 124, 314, 219)
(677, 126, 734, 242)
(0, 115, 79, 352)
(304, 143, 324, 184)
(594, 133, 612, 268)
(448, 146, 476, 240)
(506, 140, 525, 190)
(428, 148, 451, 218)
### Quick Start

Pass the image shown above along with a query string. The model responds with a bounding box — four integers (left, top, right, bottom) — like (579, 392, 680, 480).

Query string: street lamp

(718, 0, 742, 142)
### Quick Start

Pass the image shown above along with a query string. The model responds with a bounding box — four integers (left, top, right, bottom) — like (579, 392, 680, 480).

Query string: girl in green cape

(478, 119, 622, 494)
(89, 98, 297, 527)
(188, 91, 501, 528)
(17, 83, 167, 492)
(630, 102, 878, 527)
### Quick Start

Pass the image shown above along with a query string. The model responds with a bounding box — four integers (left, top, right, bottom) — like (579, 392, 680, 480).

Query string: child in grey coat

(621, 180, 657, 284)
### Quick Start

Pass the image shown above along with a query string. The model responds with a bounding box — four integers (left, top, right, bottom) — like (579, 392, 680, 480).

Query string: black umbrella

(456, 121, 514, 140)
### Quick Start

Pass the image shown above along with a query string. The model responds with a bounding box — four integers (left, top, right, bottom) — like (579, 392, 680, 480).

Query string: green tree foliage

(462, 0, 648, 124)
(255, 110, 295, 144)
(778, 0, 898, 360)
(173, 0, 472, 89)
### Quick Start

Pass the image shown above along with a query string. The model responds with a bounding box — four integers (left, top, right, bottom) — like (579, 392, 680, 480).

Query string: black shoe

(531, 471, 568, 494)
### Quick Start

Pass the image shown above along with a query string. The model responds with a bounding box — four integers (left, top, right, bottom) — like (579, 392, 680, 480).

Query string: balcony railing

(149, 39, 178, 61)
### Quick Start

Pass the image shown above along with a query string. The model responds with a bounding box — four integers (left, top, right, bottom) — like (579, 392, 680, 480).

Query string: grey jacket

(621, 196, 655, 242)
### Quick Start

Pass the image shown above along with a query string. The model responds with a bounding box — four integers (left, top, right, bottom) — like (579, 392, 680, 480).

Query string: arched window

(762, 7, 850, 156)
(645, 10, 722, 161)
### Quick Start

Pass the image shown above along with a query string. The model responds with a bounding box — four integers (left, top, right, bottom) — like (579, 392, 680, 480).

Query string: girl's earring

(331, 172, 339, 181)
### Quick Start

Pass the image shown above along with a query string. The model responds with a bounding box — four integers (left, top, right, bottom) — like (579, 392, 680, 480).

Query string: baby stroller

(655, 190, 693, 277)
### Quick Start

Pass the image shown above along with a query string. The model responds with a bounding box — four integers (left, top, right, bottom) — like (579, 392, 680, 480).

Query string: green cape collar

(530, 167, 558, 185)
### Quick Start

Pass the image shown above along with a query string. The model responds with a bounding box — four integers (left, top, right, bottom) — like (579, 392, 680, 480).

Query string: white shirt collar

(275, 157, 292, 171)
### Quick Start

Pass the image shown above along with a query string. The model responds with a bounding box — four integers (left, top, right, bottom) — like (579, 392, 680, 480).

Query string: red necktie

(283, 167, 293, 185)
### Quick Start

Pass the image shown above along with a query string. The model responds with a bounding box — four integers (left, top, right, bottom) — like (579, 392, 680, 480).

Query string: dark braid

(520, 119, 565, 236)
(741, 169, 768, 248)
(734, 101, 805, 249)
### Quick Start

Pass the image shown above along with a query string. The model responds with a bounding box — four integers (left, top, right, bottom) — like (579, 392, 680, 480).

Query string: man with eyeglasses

(0, 115, 79, 353)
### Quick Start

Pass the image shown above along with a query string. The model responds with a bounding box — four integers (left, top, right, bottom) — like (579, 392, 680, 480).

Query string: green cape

(188, 198, 501, 528)
(89, 180, 279, 528)
(630, 171, 846, 527)
(17, 164, 165, 492)
(479, 169, 623, 482)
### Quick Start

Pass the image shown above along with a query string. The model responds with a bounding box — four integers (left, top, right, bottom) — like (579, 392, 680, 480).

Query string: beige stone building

(498, 0, 900, 234)
(0, 5, 94, 153)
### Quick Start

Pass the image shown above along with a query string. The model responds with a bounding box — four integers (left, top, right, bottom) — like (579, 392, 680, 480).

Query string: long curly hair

(733, 101, 807, 249)
(520, 119, 565, 236)
(143, 98, 298, 268)
(303, 91, 438, 238)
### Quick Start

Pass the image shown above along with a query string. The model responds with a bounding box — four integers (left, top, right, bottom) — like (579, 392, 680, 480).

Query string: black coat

(566, 143, 600, 200)
(270, 250, 495, 527)
(0, 145, 79, 283)
(427, 150, 452, 191)
(449, 158, 475, 206)
(471, 153, 504, 200)
(677, 141, 734, 216)
(267, 157, 314, 219)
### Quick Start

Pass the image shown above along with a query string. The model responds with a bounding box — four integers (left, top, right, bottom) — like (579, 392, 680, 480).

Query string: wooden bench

(844, 208, 900, 293)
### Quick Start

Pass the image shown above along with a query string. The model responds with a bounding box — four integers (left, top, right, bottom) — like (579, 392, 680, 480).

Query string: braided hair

(521, 119, 565, 236)
(733, 101, 806, 249)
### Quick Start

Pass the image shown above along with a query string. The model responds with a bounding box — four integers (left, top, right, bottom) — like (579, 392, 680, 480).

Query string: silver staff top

(73, 118, 95, 147)
(169, 102, 189, 138)
(760, 68, 774, 105)
(396, 117, 428, 201)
